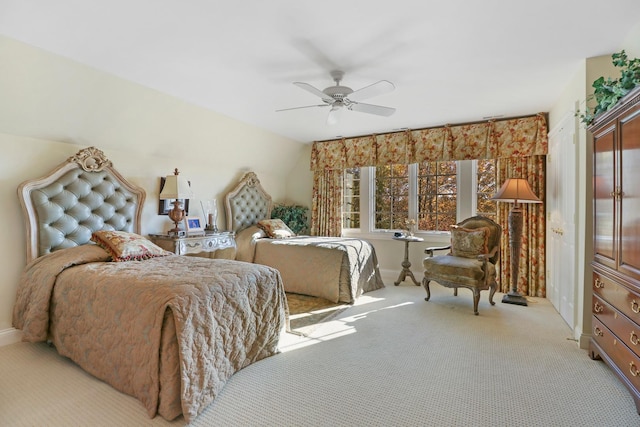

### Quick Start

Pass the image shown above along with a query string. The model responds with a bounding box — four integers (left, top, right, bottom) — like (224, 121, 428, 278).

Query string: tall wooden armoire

(589, 85, 640, 413)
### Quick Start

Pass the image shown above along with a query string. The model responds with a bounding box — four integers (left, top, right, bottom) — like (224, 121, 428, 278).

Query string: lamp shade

(491, 178, 541, 204)
(159, 168, 193, 200)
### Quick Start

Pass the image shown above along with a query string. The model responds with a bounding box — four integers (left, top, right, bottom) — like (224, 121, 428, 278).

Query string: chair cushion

(423, 255, 496, 288)
(450, 226, 489, 258)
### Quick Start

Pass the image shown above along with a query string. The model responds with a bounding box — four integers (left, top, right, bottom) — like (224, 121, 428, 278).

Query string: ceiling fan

(277, 70, 396, 125)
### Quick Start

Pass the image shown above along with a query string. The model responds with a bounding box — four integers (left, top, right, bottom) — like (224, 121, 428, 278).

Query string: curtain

(310, 113, 548, 170)
(310, 169, 343, 237)
(309, 113, 548, 295)
(496, 155, 546, 297)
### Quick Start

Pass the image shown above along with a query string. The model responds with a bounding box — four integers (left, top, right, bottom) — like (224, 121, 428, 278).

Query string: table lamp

(491, 178, 542, 306)
(159, 168, 193, 236)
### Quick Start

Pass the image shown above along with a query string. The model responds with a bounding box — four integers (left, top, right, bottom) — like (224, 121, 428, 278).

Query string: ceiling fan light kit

(277, 70, 396, 125)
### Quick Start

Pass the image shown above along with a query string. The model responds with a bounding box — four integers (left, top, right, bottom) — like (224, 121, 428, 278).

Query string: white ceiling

(2, 0, 640, 143)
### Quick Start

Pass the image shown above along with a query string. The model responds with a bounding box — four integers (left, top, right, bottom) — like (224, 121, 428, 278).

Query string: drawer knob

(594, 277, 604, 289)
(631, 362, 640, 377)
(594, 302, 604, 313)
(632, 331, 640, 346)
(594, 326, 603, 337)
(632, 300, 640, 314)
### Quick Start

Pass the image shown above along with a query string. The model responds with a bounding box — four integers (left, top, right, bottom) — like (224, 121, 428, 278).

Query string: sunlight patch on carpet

(286, 293, 349, 336)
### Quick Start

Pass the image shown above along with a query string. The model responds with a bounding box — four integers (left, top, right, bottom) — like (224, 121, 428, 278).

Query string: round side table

(392, 235, 424, 286)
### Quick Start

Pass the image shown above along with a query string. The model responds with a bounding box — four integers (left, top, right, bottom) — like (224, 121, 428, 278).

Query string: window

(418, 161, 457, 232)
(343, 168, 361, 229)
(374, 164, 409, 229)
(342, 159, 497, 233)
(476, 159, 498, 221)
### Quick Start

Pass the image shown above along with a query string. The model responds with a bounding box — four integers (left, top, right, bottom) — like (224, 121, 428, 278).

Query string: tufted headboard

(18, 146, 145, 263)
(224, 171, 272, 232)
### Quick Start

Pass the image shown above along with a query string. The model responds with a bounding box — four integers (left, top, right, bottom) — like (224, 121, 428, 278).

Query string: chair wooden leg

(489, 282, 496, 306)
(473, 289, 480, 315)
(422, 277, 431, 301)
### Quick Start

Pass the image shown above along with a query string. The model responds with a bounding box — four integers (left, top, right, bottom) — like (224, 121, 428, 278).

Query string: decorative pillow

(90, 230, 171, 262)
(450, 226, 490, 259)
(257, 219, 296, 239)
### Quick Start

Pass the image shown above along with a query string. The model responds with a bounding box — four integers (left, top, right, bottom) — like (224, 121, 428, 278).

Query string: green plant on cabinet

(578, 50, 640, 125)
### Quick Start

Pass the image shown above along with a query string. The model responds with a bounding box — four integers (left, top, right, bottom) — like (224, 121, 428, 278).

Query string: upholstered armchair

(422, 216, 502, 315)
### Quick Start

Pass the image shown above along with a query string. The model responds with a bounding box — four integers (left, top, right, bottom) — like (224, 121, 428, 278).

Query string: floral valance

(310, 113, 548, 171)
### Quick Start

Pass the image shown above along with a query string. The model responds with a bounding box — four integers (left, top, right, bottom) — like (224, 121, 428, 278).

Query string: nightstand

(149, 232, 237, 259)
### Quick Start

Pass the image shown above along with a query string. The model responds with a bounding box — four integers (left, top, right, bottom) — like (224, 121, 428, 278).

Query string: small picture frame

(184, 216, 205, 235)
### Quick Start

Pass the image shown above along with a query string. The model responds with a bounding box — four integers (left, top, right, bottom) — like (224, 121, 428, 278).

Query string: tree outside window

(476, 159, 498, 221)
(375, 164, 409, 229)
(418, 161, 457, 232)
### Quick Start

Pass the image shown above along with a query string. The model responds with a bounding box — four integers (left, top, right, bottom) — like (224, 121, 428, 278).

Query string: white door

(546, 113, 577, 328)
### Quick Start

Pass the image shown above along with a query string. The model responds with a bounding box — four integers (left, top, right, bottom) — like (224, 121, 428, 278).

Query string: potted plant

(578, 50, 640, 125)
(271, 204, 309, 234)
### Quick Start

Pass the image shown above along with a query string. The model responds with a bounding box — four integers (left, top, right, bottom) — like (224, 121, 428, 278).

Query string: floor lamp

(491, 178, 542, 306)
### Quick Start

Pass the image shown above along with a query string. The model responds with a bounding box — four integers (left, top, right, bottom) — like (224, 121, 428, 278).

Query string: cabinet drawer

(593, 271, 640, 323)
(592, 316, 640, 391)
(594, 294, 640, 358)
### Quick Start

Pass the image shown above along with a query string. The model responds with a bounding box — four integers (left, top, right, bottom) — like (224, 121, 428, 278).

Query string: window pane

(342, 168, 360, 229)
(476, 159, 497, 218)
(375, 164, 409, 230)
(418, 161, 457, 231)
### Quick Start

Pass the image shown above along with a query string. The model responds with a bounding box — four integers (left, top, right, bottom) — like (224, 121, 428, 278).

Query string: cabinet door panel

(620, 106, 640, 280)
(593, 124, 617, 270)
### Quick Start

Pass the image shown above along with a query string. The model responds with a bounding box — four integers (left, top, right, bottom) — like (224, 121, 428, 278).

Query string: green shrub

(271, 204, 309, 234)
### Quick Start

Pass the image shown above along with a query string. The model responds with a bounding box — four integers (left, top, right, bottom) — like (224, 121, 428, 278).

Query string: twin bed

(12, 147, 383, 422)
(225, 171, 384, 304)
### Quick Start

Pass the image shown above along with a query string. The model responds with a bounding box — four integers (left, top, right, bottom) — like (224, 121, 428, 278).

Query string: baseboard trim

(578, 332, 591, 350)
(0, 328, 22, 346)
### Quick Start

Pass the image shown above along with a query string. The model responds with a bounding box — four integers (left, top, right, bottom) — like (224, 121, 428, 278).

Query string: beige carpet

(286, 292, 348, 336)
(1, 283, 639, 426)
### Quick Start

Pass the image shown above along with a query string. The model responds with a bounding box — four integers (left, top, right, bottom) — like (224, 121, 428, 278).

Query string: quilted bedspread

(236, 227, 385, 303)
(13, 245, 288, 422)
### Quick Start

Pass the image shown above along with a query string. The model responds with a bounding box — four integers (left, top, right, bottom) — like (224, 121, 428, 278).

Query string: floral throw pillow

(450, 226, 490, 258)
(90, 230, 172, 262)
(257, 219, 296, 239)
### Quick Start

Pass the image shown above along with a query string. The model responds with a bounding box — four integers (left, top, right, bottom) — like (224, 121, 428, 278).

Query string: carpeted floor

(286, 292, 348, 335)
(1, 283, 639, 426)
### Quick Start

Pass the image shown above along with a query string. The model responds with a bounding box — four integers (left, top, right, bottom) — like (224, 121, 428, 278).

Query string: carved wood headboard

(18, 147, 145, 263)
(224, 172, 272, 233)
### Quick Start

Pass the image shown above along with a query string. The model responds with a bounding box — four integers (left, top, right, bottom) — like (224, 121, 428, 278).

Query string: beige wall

(622, 21, 640, 58)
(547, 29, 640, 347)
(0, 36, 312, 340)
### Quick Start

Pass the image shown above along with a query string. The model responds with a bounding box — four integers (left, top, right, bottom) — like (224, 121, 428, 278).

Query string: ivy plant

(578, 50, 640, 125)
(271, 204, 309, 235)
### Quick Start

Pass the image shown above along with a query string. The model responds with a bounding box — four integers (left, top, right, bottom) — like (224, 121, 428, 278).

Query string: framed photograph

(184, 216, 205, 235)
(158, 177, 190, 215)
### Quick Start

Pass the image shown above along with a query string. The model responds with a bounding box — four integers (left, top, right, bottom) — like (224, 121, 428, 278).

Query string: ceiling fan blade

(349, 102, 396, 117)
(293, 82, 335, 103)
(276, 104, 329, 112)
(348, 80, 395, 101)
